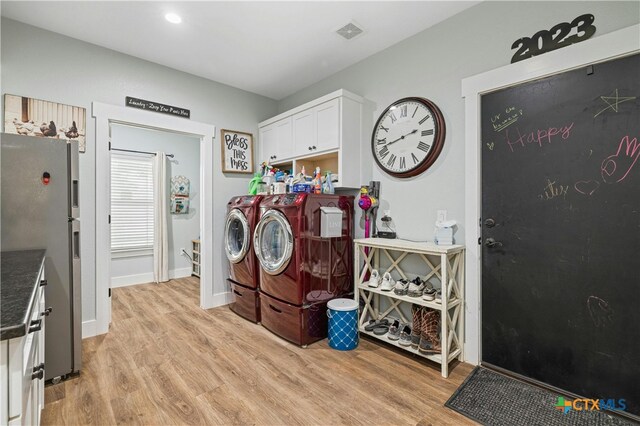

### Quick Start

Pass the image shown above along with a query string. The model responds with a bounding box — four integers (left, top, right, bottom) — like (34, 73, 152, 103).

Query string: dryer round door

(253, 209, 294, 275)
(225, 209, 250, 264)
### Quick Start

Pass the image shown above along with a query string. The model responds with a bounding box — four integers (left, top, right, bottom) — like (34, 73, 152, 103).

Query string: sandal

(364, 318, 390, 332)
(372, 325, 389, 335)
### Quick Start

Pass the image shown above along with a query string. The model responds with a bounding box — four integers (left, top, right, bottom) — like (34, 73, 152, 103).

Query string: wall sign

(221, 129, 254, 174)
(511, 14, 596, 64)
(125, 96, 190, 118)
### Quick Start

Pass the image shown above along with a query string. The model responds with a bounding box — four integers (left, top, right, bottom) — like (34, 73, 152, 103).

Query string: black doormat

(445, 367, 636, 426)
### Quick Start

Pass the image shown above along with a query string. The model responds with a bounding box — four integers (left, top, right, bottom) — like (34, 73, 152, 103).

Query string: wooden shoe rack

(354, 238, 465, 378)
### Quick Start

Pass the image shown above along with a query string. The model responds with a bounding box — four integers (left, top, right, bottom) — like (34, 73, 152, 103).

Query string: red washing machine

(225, 195, 263, 323)
(253, 193, 354, 346)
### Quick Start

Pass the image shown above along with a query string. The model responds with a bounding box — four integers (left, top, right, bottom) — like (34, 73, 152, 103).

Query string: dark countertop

(1, 249, 46, 340)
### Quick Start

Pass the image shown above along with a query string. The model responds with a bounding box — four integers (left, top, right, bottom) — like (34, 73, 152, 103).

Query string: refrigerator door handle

(70, 219, 82, 373)
(68, 141, 80, 219)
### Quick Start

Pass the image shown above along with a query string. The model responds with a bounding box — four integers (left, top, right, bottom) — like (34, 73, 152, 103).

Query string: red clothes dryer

(253, 193, 354, 346)
(225, 195, 263, 323)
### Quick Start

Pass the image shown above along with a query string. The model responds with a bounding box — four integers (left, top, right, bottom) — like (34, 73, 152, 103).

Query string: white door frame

(93, 102, 215, 336)
(461, 24, 640, 365)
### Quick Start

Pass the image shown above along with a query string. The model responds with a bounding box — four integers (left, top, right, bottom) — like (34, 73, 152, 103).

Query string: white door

(292, 109, 315, 157)
(315, 98, 340, 152)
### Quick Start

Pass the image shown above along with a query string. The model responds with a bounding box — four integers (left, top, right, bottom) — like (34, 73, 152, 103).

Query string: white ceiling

(1, 1, 480, 100)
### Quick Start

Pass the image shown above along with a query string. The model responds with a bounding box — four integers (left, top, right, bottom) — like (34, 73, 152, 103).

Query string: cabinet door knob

(273, 155, 277, 159)
(32, 369, 44, 381)
(41, 307, 53, 316)
(40, 279, 48, 287)
(308, 146, 312, 151)
(29, 319, 42, 333)
(312, 146, 317, 150)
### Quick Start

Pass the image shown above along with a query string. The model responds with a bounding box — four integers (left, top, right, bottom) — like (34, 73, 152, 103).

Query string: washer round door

(225, 209, 250, 264)
(253, 209, 294, 275)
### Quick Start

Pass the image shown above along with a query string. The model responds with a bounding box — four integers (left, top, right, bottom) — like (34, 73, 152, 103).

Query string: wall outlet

(437, 210, 447, 222)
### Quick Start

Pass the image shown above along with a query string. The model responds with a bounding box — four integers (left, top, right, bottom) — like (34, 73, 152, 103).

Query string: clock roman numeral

(411, 153, 419, 164)
(412, 106, 419, 118)
(419, 115, 431, 125)
(387, 154, 396, 167)
(377, 138, 386, 145)
(389, 112, 397, 124)
(379, 145, 389, 159)
(379, 125, 389, 133)
(399, 105, 408, 118)
(421, 129, 434, 137)
(400, 156, 406, 170)
(418, 142, 431, 152)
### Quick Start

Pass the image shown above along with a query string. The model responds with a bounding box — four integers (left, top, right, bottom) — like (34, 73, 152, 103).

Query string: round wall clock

(371, 97, 446, 178)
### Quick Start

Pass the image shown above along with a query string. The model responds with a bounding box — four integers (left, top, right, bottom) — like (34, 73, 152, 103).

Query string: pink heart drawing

(574, 180, 600, 196)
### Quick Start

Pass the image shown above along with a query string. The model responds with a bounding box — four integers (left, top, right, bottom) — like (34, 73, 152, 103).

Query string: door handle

(485, 238, 503, 248)
(233, 289, 242, 297)
(269, 304, 282, 313)
(41, 307, 53, 317)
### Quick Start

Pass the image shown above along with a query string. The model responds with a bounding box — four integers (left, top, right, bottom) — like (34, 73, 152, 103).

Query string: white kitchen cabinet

(259, 89, 371, 188)
(260, 117, 293, 164)
(1, 264, 46, 426)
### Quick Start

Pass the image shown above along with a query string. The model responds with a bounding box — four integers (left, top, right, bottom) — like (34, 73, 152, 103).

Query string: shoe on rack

(408, 277, 426, 297)
(367, 269, 381, 288)
(388, 319, 402, 340)
(398, 325, 413, 346)
(394, 279, 409, 296)
(422, 282, 436, 301)
(435, 290, 442, 304)
(411, 305, 425, 349)
(364, 318, 389, 332)
(418, 309, 442, 355)
(380, 272, 395, 291)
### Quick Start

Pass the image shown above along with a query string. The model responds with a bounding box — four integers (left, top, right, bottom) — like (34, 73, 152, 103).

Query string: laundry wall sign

(125, 96, 190, 119)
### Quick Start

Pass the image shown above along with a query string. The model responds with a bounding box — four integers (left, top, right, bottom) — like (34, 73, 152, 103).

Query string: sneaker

(408, 277, 425, 297)
(435, 290, 442, 304)
(411, 305, 424, 349)
(398, 325, 413, 346)
(367, 269, 381, 288)
(422, 282, 436, 301)
(388, 319, 402, 340)
(380, 272, 395, 291)
(394, 279, 409, 296)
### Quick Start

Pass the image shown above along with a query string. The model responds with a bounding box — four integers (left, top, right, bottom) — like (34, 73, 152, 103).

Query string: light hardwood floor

(42, 277, 476, 425)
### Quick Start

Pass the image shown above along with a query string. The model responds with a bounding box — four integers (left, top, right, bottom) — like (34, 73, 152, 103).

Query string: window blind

(111, 153, 154, 253)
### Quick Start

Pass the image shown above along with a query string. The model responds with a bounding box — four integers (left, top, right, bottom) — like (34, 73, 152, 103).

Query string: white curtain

(153, 152, 169, 283)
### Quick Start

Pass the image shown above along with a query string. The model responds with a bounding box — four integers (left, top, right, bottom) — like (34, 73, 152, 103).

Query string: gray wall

(1, 18, 278, 323)
(278, 2, 640, 244)
(110, 125, 200, 283)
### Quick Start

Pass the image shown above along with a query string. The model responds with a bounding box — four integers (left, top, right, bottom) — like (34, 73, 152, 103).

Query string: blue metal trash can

(327, 298, 359, 351)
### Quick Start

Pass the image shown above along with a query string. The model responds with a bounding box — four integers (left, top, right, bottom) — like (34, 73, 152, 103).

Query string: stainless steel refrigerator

(1, 133, 81, 381)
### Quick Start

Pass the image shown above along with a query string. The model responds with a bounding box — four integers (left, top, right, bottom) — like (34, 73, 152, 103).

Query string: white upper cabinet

(258, 89, 370, 188)
(314, 98, 340, 153)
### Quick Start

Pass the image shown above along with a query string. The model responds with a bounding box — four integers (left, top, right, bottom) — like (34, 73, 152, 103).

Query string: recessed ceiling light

(165, 13, 182, 24)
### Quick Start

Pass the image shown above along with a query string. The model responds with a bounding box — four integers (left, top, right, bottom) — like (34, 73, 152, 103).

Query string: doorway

(109, 124, 201, 292)
(93, 102, 215, 336)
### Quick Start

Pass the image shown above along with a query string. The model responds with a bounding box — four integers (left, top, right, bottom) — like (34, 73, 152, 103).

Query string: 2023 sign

(511, 14, 596, 64)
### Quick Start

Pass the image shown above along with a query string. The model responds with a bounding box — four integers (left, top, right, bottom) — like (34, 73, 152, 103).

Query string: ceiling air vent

(336, 22, 364, 40)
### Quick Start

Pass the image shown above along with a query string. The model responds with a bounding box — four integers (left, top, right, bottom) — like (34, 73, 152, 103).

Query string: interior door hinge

(478, 237, 482, 245)
(108, 214, 111, 224)
(109, 288, 112, 297)
(108, 140, 111, 151)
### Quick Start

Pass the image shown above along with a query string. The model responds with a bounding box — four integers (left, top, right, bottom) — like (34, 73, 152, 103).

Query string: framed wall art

(4, 94, 87, 152)
(221, 128, 253, 174)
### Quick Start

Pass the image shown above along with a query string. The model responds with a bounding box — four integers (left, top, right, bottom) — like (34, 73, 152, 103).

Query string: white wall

(1, 18, 278, 324)
(277, 1, 640, 363)
(110, 125, 200, 286)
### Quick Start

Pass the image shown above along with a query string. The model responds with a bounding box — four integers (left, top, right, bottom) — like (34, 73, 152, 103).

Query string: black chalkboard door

(481, 53, 640, 417)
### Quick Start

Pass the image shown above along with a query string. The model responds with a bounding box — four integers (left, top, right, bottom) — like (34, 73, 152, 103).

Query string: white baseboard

(204, 291, 232, 309)
(82, 319, 97, 339)
(111, 267, 193, 288)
